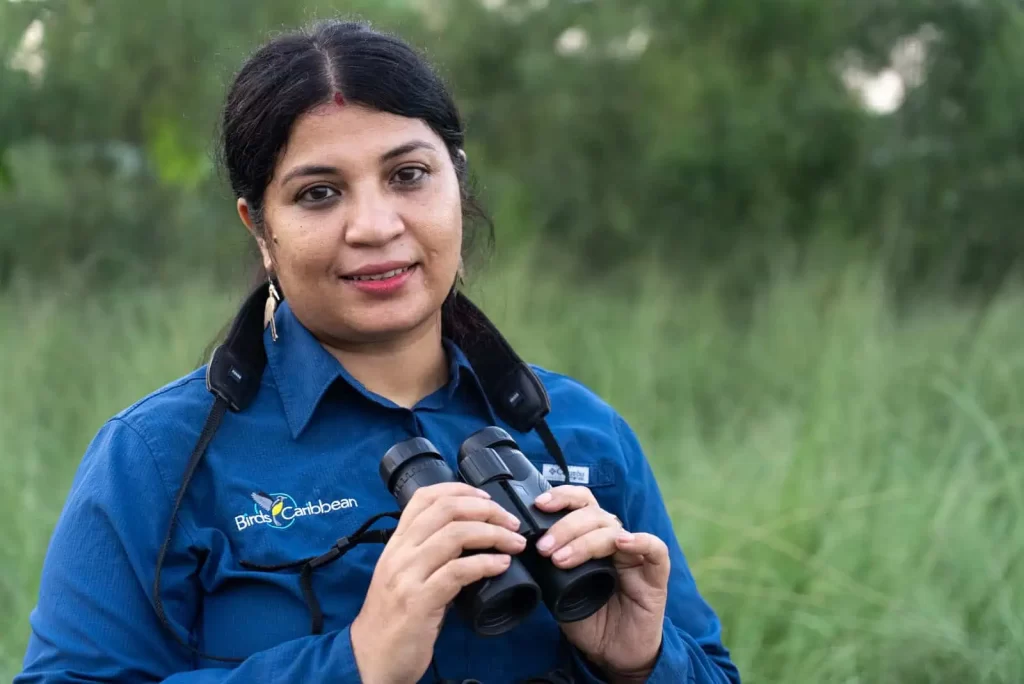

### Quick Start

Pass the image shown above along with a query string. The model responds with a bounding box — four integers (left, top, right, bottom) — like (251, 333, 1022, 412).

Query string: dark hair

(205, 18, 494, 357)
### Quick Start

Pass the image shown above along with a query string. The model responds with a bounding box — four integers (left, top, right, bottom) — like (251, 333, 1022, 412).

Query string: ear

(237, 198, 274, 274)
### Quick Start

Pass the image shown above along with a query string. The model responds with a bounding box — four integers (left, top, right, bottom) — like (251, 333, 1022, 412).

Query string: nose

(343, 186, 405, 247)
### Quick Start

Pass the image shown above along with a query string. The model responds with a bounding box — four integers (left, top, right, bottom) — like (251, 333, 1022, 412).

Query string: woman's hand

(533, 485, 671, 682)
(350, 483, 527, 684)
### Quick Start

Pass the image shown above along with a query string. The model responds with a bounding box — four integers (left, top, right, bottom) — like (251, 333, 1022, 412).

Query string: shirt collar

(265, 299, 492, 439)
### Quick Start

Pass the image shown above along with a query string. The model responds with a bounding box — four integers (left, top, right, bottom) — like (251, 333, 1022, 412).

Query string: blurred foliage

(2, 0, 1024, 295)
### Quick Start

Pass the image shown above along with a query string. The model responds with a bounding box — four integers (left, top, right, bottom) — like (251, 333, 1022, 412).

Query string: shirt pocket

(527, 423, 623, 488)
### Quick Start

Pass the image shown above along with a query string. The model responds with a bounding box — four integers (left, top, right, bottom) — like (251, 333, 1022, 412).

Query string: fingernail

(513, 534, 527, 548)
(506, 514, 521, 530)
(552, 545, 572, 563)
(536, 534, 554, 552)
(535, 492, 552, 505)
(617, 532, 635, 543)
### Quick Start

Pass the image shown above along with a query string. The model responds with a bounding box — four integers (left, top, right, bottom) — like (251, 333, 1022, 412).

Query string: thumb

(614, 532, 671, 587)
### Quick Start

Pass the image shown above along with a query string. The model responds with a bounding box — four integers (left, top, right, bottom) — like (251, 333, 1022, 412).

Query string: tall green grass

(2, 252, 1022, 682)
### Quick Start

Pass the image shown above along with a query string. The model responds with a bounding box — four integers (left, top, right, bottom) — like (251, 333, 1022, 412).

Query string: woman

(16, 19, 740, 684)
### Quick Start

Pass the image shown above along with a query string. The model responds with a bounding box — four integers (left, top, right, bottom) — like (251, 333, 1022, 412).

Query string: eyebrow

(380, 140, 438, 163)
(279, 140, 439, 186)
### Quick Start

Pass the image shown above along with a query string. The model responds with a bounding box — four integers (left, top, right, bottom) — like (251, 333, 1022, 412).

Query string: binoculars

(379, 426, 618, 637)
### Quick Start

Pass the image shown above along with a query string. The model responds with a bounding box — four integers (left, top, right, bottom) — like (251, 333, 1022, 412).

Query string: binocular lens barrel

(458, 427, 618, 624)
(379, 428, 618, 636)
(379, 437, 456, 509)
(379, 437, 541, 636)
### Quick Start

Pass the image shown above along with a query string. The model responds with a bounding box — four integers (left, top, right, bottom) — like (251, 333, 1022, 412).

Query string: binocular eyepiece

(379, 427, 618, 637)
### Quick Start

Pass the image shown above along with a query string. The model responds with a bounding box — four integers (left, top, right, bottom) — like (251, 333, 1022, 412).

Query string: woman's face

(238, 102, 463, 347)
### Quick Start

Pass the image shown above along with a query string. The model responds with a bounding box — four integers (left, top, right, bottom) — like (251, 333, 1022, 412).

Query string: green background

(3, 1, 1023, 681)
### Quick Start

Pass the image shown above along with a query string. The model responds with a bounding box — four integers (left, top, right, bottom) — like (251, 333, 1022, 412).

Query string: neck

(320, 314, 450, 409)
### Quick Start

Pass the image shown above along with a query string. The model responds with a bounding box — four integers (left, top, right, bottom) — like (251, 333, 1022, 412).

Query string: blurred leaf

(144, 113, 212, 190)
(0, 154, 11, 190)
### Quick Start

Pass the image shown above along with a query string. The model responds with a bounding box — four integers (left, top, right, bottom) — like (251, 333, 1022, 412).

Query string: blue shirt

(16, 299, 740, 684)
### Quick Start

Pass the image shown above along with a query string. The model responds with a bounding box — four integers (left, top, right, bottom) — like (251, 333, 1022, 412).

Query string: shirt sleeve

(14, 417, 364, 683)
(570, 415, 742, 684)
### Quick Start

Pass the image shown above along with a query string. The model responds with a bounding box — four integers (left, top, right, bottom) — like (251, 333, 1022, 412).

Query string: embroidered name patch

(541, 463, 591, 485)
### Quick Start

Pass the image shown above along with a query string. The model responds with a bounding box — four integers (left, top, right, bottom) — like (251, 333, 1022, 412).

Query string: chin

(343, 305, 439, 342)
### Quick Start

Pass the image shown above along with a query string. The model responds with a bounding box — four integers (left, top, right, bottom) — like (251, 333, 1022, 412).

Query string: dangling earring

(264, 279, 281, 342)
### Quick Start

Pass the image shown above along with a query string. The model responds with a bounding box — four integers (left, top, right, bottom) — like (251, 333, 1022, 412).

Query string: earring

(264, 279, 281, 341)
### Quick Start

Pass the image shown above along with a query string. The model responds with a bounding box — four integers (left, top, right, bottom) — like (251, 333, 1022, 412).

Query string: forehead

(276, 103, 442, 172)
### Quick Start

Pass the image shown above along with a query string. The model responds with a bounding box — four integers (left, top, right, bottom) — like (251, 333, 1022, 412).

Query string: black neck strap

(204, 283, 272, 412)
(442, 292, 552, 433)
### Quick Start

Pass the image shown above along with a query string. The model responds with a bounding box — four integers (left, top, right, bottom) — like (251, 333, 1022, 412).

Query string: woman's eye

(299, 186, 338, 203)
(394, 167, 427, 185)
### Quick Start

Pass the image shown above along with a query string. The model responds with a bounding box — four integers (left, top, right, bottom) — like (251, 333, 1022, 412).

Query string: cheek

(422, 214, 462, 275)
(268, 215, 338, 274)
(417, 189, 464, 266)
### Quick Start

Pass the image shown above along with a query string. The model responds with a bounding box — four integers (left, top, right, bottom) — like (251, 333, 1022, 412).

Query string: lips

(343, 265, 414, 281)
(340, 261, 418, 281)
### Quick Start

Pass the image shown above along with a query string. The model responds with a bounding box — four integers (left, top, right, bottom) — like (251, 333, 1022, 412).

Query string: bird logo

(251, 491, 295, 529)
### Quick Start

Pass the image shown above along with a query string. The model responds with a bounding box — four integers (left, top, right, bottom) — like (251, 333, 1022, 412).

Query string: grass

(1, 250, 1022, 682)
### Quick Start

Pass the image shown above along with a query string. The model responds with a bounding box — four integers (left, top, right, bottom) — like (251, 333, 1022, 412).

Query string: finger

(535, 506, 620, 558)
(394, 483, 492, 535)
(413, 521, 527, 579)
(533, 485, 598, 513)
(549, 525, 624, 569)
(402, 495, 521, 546)
(424, 553, 513, 606)
(613, 532, 672, 584)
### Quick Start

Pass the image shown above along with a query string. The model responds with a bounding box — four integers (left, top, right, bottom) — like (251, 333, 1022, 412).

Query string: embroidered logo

(541, 464, 591, 485)
(235, 490, 359, 532)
